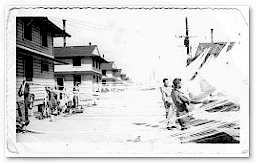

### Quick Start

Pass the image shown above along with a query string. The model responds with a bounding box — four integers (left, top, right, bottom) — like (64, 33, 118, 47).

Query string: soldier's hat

(173, 78, 181, 88)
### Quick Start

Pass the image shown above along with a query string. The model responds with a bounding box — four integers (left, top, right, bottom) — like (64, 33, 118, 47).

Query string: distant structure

(54, 44, 107, 93)
(101, 61, 122, 85)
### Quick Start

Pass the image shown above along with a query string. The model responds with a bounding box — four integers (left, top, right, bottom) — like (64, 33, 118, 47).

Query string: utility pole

(175, 17, 196, 56)
(184, 17, 190, 55)
(211, 29, 214, 43)
(63, 19, 66, 47)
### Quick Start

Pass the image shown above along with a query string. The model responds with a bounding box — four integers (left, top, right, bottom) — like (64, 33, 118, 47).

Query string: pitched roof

(187, 42, 227, 67)
(54, 45, 99, 57)
(17, 17, 71, 37)
(101, 61, 118, 70)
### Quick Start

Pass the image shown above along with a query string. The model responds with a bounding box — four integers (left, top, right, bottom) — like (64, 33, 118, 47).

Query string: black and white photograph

(5, 6, 249, 157)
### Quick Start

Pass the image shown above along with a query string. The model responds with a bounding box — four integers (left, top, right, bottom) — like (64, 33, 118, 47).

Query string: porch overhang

(55, 70, 102, 75)
(17, 45, 69, 65)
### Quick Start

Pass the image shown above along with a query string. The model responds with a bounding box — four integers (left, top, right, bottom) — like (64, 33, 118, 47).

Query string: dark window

(25, 56, 33, 81)
(92, 59, 95, 67)
(96, 76, 99, 83)
(102, 80, 106, 84)
(73, 57, 81, 66)
(73, 75, 81, 86)
(41, 29, 48, 47)
(24, 20, 32, 41)
(102, 70, 106, 76)
(41, 60, 49, 72)
(93, 75, 95, 79)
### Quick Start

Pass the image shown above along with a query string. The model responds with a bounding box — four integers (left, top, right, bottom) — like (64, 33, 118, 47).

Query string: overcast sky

(13, 7, 249, 84)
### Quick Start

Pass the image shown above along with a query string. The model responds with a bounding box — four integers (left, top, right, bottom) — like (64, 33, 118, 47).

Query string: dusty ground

(15, 89, 240, 156)
(17, 89, 177, 142)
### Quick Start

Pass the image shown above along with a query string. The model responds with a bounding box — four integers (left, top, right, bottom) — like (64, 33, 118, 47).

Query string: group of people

(160, 78, 204, 131)
(16, 80, 82, 132)
(39, 84, 81, 121)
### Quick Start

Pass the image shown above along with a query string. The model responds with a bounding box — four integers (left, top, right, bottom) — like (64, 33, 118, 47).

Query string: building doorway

(57, 78, 64, 90)
(73, 74, 81, 86)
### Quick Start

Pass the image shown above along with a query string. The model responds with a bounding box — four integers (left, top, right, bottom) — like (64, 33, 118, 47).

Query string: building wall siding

(82, 57, 92, 65)
(16, 50, 55, 105)
(16, 53, 25, 77)
(54, 56, 103, 93)
(55, 57, 102, 74)
(81, 74, 94, 93)
(16, 18, 54, 56)
(106, 70, 114, 78)
(63, 74, 74, 92)
(55, 73, 101, 93)
(55, 57, 90, 73)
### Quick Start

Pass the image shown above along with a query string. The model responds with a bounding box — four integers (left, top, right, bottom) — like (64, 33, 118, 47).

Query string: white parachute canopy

(185, 41, 248, 102)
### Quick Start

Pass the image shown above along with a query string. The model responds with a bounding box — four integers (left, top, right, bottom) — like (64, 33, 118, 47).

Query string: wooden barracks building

(101, 61, 122, 85)
(16, 17, 129, 115)
(54, 44, 107, 93)
(16, 17, 71, 109)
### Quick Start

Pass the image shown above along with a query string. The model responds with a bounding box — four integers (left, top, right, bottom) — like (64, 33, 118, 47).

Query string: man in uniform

(160, 78, 177, 130)
(17, 80, 35, 131)
(171, 78, 206, 130)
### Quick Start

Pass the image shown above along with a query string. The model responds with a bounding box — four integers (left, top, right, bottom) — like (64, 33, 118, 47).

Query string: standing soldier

(171, 78, 205, 130)
(171, 78, 191, 130)
(73, 82, 80, 108)
(45, 87, 58, 121)
(17, 80, 35, 131)
(160, 78, 177, 130)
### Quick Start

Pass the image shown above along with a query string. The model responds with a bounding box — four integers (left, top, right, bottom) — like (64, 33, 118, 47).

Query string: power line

(49, 16, 176, 34)
(50, 16, 116, 32)
(67, 19, 109, 31)
(50, 17, 109, 33)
